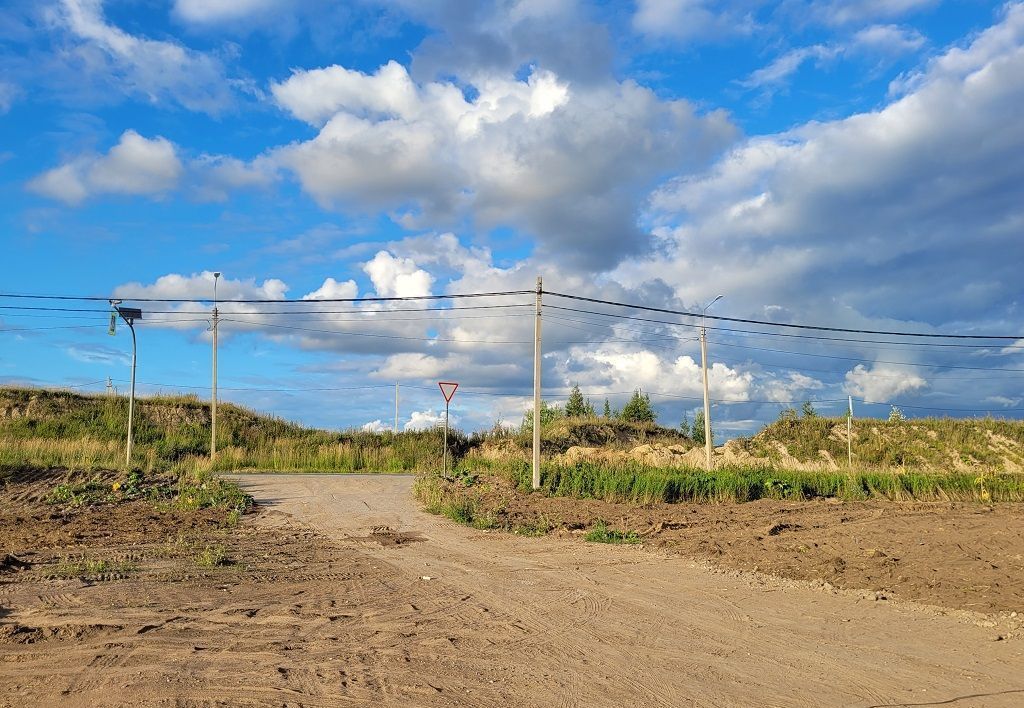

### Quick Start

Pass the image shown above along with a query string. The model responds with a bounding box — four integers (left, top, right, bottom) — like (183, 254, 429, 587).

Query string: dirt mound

(737, 416, 1024, 472)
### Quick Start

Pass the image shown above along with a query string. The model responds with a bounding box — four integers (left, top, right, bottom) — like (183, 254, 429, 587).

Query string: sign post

(438, 382, 459, 477)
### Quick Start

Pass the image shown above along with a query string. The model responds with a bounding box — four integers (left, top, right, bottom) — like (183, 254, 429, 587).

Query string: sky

(2, 0, 1023, 440)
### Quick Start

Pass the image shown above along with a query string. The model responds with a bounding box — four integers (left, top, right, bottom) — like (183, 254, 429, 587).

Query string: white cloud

(0, 81, 21, 114)
(360, 419, 390, 433)
(28, 130, 182, 205)
(271, 61, 735, 268)
(805, 0, 938, 27)
(190, 155, 277, 202)
(741, 45, 840, 89)
(852, 24, 926, 55)
(633, 0, 757, 41)
(29, 131, 271, 206)
(405, 408, 450, 431)
(173, 0, 284, 24)
(634, 4, 1024, 333)
(363, 251, 434, 298)
(302, 277, 358, 301)
(51, 0, 235, 114)
(114, 271, 288, 301)
(758, 372, 825, 403)
(843, 364, 927, 402)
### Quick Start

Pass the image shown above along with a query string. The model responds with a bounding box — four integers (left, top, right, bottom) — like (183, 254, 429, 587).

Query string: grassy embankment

(6, 387, 1024, 533)
(415, 415, 1024, 529)
(0, 387, 451, 476)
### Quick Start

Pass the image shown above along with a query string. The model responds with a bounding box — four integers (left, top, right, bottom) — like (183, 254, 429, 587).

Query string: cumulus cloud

(28, 130, 182, 205)
(50, 0, 236, 114)
(405, 408, 449, 431)
(844, 364, 927, 402)
(302, 277, 358, 301)
(636, 4, 1024, 330)
(360, 419, 390, 433)
(363, 251, 434, 298)
(272, 61, 734, 269)
(29, 131, 272, 205)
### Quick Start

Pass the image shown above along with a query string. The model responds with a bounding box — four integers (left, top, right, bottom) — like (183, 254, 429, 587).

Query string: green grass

(584, 521, 641, 544)
(194, 544, 230, 568)
(0, 387, 458, 474)
(494, 461, 1024, 504)
(739, 416, 1024, 469)
(50, 557, 136, 578)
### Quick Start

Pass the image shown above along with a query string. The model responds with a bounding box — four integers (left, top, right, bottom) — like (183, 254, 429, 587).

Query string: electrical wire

(544, 291, 1024, 340)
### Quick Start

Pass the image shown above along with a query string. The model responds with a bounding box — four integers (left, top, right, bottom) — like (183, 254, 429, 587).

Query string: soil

(2, 472, 1023, 707)
(482, 478, 1024, 614)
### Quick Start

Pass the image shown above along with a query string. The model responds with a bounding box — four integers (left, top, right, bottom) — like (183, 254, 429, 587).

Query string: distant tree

(692, 409, 712, 445)
(603, 398, 612, 419)
(584, 398, 597, 417)
(801, 400, 818, 418)
(888, 405, 906, 423)
(565, 384, 588, 418)
(620, 389, 656, 424)
(680, 412, 692, 438)
(778, 406, 798, 422)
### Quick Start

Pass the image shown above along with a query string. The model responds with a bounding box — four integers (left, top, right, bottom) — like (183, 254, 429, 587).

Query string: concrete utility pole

(109, 301, 142, 467)
(211, 272, 221, 462)
(699, 295, 723, 471)
(394, 382, 399, 434)
(532, 276, 543, 490)
(847, 396, 854, 468)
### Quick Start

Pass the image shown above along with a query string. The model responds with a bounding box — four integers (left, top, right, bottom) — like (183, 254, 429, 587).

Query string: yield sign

(438, 381, 459, 403)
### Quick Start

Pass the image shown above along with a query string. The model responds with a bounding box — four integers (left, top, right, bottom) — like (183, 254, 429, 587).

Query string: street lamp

(699, 295, 723, 471)
(109, 300, 142, 467)
(211, 272, 221, 461)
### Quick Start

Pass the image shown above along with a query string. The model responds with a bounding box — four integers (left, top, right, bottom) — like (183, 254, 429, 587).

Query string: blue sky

(2, 0, 1023, 438)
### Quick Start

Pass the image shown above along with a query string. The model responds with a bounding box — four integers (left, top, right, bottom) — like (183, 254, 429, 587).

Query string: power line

(546, 304, 1024, 350)
(544, 291, 1024, 341)
(0, 290, 533, 304)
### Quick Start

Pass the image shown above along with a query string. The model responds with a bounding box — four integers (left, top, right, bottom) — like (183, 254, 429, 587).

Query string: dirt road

(229, 473, 1023, 708)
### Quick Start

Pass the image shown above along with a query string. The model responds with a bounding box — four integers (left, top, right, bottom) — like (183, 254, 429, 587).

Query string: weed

(51, 557, 136, 578)
(584, 521, 640, 545)
(195, 544, 230, 568)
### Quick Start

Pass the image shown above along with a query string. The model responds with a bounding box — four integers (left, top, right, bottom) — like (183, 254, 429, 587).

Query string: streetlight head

(213, 272, 221, 279)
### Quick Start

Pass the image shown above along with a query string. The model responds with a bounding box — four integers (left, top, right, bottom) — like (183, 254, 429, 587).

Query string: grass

(195, 544, 230, 568)
(521, 461, 1024, 503)
(50, 557, 136, 579)
(739, 415, 1024, 469)
(584, 521, 641, 545)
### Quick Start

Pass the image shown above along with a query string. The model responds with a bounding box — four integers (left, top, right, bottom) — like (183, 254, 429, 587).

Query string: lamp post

(109, 301, 142, 467)
(699, 295, 723, 471)
(211, 272, 221, 461)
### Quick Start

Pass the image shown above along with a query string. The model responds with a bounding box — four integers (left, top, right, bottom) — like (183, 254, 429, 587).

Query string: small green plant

(585, 521, 641, 544)
(51, 557, 135, 578)
(889, 406, 906, 423)
(195, 544, 229, 567)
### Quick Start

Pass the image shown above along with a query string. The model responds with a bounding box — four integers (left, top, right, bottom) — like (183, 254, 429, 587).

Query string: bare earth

(1, 472, 1022, 707)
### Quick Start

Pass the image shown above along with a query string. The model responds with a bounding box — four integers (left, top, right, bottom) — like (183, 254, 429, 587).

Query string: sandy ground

(479, 486, 1024, 614)
(2, 472, 1023, 707)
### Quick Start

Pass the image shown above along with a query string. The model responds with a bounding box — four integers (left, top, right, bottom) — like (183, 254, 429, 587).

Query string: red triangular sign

(438, 381, 459, 403)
